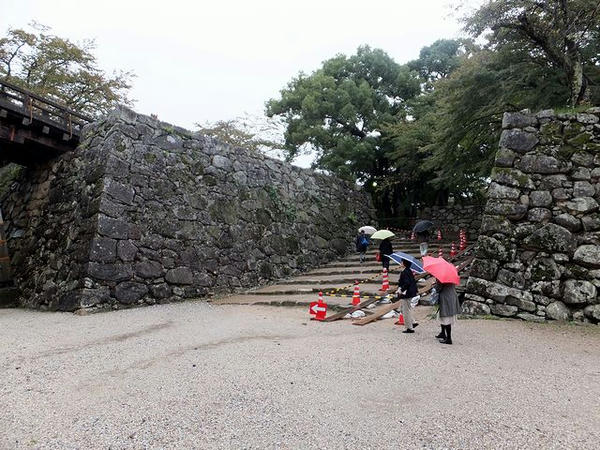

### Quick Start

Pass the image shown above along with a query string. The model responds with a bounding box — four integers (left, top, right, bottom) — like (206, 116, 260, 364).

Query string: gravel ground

(1, 302, 599, 449)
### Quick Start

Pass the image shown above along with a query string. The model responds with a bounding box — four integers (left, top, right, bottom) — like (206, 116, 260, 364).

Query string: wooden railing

(0, 78, 94, 138)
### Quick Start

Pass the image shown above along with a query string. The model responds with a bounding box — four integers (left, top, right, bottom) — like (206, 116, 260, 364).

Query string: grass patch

(0, 163, 24, 197)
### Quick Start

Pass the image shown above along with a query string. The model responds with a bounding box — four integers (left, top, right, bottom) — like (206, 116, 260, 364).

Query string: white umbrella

(370, 229, 395, 240)
(358, 226, 377, 235)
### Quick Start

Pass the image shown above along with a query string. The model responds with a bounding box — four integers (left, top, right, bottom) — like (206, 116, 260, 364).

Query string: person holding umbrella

(355, 230, 370, 263)
(422, 256, 461, 345)
(371, 230, 395, 270)
(396, 259, 419, 334)
(413, 220, 433, 257)
(435, 281, 460, 345)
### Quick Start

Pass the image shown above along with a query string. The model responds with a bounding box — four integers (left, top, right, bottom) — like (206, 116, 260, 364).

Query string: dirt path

(1, 303, 599, 449)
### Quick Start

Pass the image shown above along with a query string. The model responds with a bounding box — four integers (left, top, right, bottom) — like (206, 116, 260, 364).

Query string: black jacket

(398, 268, 417, 298)
(379, 239, 393, 256)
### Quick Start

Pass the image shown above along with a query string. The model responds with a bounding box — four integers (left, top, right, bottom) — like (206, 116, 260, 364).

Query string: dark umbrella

(413, 220, 434, 234)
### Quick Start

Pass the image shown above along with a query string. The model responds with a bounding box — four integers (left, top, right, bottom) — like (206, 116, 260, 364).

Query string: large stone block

(89, 237, 117, 262)
(523, 224, 576, 254)
(530, 191, 553, 207)
(88, 263, 133, 282)
(115, 281, 148, 304)
(563, 197, 599, 214)
(573, 245, 600, 268)
(462, 299, 491, 315)
(562, 279, 597, 305)
(165, 267, 194, 285)
(584, 305, 600, 321)
(490, 168, 535, 189)
(515, 154, 570, 174)
(490, 304, 518, 317)
(499, 129, 539, 153)
(97, 215, 129, 239)
(502, 112, 537, 129)
(475, 236, 513, 262)
(546, 301, 571, 321)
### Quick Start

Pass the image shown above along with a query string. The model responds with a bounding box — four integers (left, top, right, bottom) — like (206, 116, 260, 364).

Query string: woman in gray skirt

(435, 281, 460, 345)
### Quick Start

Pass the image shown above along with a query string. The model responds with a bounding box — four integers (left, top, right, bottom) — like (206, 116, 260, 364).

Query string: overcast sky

(3, 0, 478, 131)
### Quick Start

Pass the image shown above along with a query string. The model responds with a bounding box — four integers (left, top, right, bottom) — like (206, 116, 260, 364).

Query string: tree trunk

(565, 39, 587, 106)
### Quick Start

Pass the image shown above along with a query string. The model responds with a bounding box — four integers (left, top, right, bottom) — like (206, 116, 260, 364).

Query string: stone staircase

(213, 236, 469, 310)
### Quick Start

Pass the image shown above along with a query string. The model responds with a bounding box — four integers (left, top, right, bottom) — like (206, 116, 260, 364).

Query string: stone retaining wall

(2, 107, 374, 311)
(415, 204, 484, 239)
(464, 108, 600, 324)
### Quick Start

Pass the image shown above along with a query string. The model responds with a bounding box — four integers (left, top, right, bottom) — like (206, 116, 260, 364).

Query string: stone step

(247, 281, 421, 297)
(211, 293, 353, 310)
(304, 266, 382, 276)
(278, 274, 386, 285)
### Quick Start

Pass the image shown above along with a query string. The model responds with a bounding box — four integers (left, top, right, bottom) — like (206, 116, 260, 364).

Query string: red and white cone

(437, 229, 442, 241)
(450, 242, 457, 257)
(380, 268, 390, 292)
(410, 231, 416, 240)
(352, 281, 361, 306)
(438, 247, 443, 258)
(318, 291, 324, 303)
(395, 314, 405, 326)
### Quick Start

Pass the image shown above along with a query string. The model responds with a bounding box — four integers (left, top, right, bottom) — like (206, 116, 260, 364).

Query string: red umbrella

(422, 256, 460, 285)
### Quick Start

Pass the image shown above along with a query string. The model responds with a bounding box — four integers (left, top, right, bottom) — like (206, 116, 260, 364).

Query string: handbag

(375, 251, 381, 262)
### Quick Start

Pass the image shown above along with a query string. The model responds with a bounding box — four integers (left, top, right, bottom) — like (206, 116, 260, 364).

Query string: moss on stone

(203, 175, 217, 186)
(557, 144, 577, 161)
(567, 132, 592, 146)
(0, 163, 24, 197)
(143, 153, 157, 163)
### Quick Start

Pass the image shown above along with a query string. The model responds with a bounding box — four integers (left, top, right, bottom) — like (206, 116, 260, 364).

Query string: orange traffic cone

(380, 268, 390, 292)
(352, 281, 361, 306)
(395, 314, 405, 326)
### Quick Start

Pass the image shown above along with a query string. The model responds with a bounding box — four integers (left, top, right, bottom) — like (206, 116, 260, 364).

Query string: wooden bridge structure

(0, 79, 94, 298)
(0, 78, 93, 166)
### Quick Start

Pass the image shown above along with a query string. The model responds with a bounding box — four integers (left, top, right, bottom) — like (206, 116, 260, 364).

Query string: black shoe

(413, 323, 419, 328)
(439, 338, 452, 345)
(402, 329, 415, 334)
(436, 325, 446, 340)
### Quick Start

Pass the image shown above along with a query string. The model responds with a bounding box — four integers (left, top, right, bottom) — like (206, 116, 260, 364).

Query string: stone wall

(2, 107, 374, 311)
(464, 108, 600, 324)
(415, 204, 484, 239)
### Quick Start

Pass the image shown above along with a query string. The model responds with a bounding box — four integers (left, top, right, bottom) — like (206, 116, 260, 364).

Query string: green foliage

(0, 163, 24, 196)
(267, 45, 421, 183)
(462, 0, 600, 105)
(0, 23, 134, 116)
(266, 2, 600, 216)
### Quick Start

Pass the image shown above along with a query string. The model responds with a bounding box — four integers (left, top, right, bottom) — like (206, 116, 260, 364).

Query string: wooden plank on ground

(321, 297, 381, 322)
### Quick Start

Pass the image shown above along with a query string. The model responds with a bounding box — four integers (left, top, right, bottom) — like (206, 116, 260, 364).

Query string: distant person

(397, 259, 419, 334)
(378, 237, 393, 270)
(416, 230, 430, 257)
(355, 230, 370, 263)
(435, 281, 460, 345)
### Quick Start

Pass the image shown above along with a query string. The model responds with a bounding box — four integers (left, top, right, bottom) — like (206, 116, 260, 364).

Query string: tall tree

(464, 0, 600, 105)
(266, 46, 420, 214)
(385, 39, 465, 210)
(0, 23, 134, 116)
